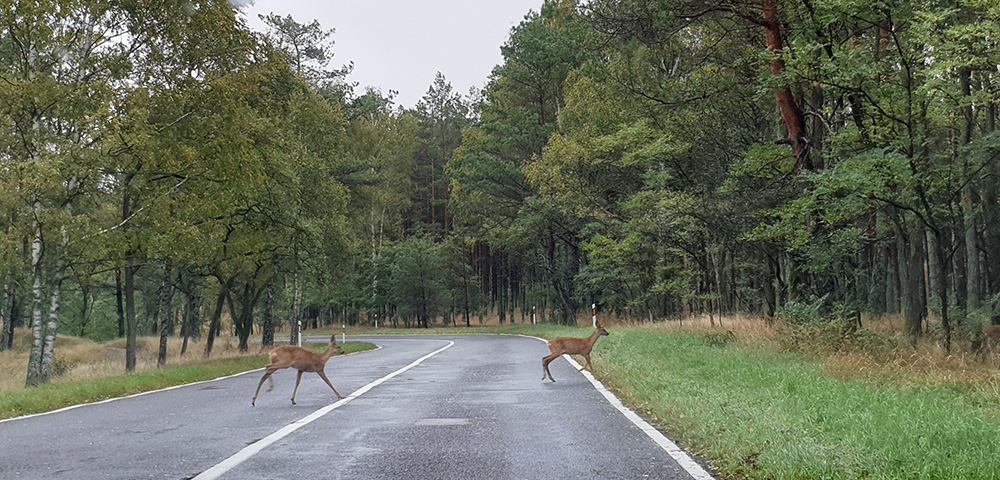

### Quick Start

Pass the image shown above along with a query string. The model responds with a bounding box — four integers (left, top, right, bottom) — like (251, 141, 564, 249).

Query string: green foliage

(384, 236, 454, 326)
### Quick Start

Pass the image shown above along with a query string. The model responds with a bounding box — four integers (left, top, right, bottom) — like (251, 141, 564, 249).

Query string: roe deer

(252, 335, 344, 406)
(984, 325, 1000, 352)
(542, 321, 609, 382)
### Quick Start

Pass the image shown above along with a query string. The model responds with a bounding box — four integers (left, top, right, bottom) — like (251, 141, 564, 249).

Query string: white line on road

(521, 334, 716, 480)
(192, 340, 454, 480)
(0, 369, 261, 425)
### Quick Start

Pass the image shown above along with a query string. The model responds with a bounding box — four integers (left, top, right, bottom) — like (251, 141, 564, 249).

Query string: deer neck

(586, 329, 601, 348)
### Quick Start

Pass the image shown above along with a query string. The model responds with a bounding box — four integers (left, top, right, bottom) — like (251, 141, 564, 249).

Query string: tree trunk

(762, 253, 776, 319)
(930, 229, 952, 352)
(262, 282, 275, 350)
(985, 174, 1000, 320)
(904, 225, 925, 342)
(890, 241, 900, 314)
(40, 276, 62, 381)
(39, 217, 71, 378)
(26, 214, 45, 387)
(125, 261, 138, 373)
(291, 251, 301, 345)
(115, 268, 125, 338)
(204, 283, 227, 359)
(964, 181, 982, 313)
(1, 281, 16, 351)
(463, 268, 471, 328)
(180, 291, 196, 356)
(960, 66, 982, 320)
(233, 281, 267, 353)
(157, 262, 174, 367)
(761, 0, 811, 172)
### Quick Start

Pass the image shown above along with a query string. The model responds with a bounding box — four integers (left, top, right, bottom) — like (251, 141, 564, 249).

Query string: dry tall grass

(0, 328, 251, 393)
(609, 313, 1000, 409)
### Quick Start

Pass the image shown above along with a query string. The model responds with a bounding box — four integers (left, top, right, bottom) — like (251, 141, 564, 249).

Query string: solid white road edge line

(191, 340, 454, 480)
(0, 343, 383, 426)
(521, 334, 715, 480)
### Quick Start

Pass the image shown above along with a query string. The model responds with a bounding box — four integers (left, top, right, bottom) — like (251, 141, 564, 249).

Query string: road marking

(192, 340, 454, 480)
(0, 343, 382, 426)
(0, 369, 261, 425)
(520, 334, 716, 480)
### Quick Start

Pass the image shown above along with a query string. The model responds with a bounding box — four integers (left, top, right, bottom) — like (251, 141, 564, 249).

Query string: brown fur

(251, 335, 344, 406)
(542, 322, 609, 382)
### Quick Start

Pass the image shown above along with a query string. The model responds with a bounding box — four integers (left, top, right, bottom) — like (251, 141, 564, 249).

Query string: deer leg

(316, 370, 344, 399)
(582, 354, 593, 371)
(542, 353, 559, 382)
(251, 368, 277, 406)
(290, 370, 304, 405)
(266, 375, 274, 392)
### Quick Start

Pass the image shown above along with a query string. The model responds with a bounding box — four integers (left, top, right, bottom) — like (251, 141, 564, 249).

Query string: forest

(3, 0, 1000, 387)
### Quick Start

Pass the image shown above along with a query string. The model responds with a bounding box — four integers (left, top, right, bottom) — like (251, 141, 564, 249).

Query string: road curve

(0, 335, 714, 479)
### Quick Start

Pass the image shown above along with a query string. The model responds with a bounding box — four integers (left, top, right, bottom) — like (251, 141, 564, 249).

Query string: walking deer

(251, 335, 345, 406)
(542, 322, 609, 382)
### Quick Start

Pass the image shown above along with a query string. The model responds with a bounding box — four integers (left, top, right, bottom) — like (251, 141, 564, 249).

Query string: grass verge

(0, 340, 374, 421)
(584, 326, 1000, 480)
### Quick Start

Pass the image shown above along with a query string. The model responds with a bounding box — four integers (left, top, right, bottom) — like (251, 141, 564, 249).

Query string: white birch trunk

(26, 210, 45, 386)
(41, 277, 61, 378)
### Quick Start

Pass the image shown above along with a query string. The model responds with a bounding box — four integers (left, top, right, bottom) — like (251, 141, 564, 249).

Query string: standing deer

(251, 334, 345, 406)
(542, 322, 609, 382)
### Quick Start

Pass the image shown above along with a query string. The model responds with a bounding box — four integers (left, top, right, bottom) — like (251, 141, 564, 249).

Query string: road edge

(516, 334, 717, 480)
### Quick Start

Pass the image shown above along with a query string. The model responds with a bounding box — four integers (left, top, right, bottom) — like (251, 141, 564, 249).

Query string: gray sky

(238, 1, 543, 109)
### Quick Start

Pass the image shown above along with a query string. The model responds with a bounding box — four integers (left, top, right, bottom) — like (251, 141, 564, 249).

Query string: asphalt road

(0, 334, 714, 479)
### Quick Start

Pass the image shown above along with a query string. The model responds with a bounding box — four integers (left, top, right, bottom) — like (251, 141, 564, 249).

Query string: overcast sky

(237, 0, 543, 109)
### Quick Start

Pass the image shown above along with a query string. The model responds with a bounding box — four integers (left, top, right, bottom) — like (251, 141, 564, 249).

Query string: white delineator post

(296, 320, 302, 347)
(374, 313, 378, 329)
(342, 323, 346, 344)
(592, 303, 596, 327)
(532, 305, 537, 325)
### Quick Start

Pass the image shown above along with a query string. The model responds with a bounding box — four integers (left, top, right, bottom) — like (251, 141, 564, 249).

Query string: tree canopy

(4, 0, 1000, 385)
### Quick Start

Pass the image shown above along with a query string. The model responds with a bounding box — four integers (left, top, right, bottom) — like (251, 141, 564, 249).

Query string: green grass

(0, 341, 374, 420)
(584, 328, 1000, 480)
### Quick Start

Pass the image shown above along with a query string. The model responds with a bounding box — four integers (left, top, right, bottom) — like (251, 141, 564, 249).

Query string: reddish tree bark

(761, 0, 811, 172)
